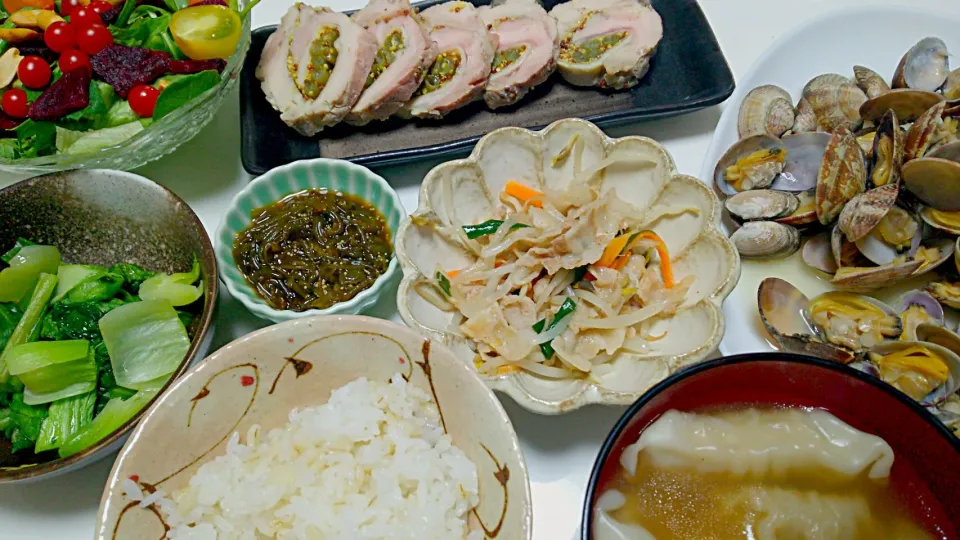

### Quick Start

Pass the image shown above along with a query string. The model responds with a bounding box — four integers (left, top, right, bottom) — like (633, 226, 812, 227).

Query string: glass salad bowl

(0, 3, 251, 175)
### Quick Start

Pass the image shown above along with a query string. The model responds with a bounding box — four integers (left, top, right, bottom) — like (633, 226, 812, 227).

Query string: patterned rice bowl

(215, 158, 405, 323)
(96, 316, 532, 539)
(395, 118, 740, 414)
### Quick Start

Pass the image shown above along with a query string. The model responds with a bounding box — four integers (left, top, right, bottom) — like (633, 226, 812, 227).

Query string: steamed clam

(867, 110, 904, 188)
(898, 290, 944, 341)
(738, 85, 795, 138)
(714, 135, 785, 194)
(806, 291, 902, 350)
(892, 37, 950, 92)
(853, 65, 890, 99)
(904, 101, 955, 161)
(724, 189, 798, 221)
(869, 340, 960, 404)
(927, 281, 960, 310)
(802, 74, 867, 132)
(815, 127, 866, 224)
(730, 221, 799, 259)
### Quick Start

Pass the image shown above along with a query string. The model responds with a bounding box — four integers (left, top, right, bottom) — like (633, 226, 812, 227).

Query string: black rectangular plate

(240, 0, 734, 175)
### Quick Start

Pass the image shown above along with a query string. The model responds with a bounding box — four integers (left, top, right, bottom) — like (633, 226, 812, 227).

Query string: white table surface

(0, 0, 955, 538)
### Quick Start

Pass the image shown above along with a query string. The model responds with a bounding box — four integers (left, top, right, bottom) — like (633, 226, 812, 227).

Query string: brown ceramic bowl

(0, 169, 218, 483)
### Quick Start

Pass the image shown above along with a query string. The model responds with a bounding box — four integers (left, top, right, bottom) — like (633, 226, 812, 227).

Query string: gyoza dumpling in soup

(594, 408, 936, 540)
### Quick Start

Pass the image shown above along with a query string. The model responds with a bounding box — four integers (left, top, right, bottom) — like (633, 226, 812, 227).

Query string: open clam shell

(852, 206, 922, 266)
(927, 280, 960, 310)
(859, 89, 944, 123)
(774, 189, 818, 228)
(903, 157, 960, 211)
(920, 206, 960, 234)
(738, 85, 796, 139)
(816, 127, 866, 225)
(802, 231, 837, 274)
(853, 65, 890, 99)
(713, 134, 785, 196)
(804, 291, 902, 350)
(791, 98, 817, 134)
(867, 110, 904, 189)
(947, 69, 960, 100)
(899, 290, 945, 341)
(831, 258, 923, 292)
(870, 336, 960, 405)
(892, 37, 950, 92)
(904, 101, 948, 162)
(772, 132, 831, 192)
(724, 189, 798, 222)
(396, 118, 738, 414)
(929, 140, 960, 162)
(837, 184, 898, 243)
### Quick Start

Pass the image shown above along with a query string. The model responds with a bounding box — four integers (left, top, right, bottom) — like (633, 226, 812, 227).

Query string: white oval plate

(700, 6, 960, 356)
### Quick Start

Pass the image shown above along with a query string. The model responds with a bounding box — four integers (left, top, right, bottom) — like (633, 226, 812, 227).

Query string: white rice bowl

(137, 375, 482, 539)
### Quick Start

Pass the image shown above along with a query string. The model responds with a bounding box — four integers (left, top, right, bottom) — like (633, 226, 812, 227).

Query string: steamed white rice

(138, 375, 481, 539)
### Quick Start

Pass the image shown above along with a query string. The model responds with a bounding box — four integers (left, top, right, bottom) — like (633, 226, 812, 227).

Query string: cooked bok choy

(0, 238, 202, 457)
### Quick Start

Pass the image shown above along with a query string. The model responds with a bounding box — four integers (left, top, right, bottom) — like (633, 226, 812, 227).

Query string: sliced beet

(0, 110, 21, 132)
(28, 71, 91, 121)
(100, 5, 122, 25)
(91, 44, 170, 98)
(16, 41, 57, 64)
(169, 58, 227, 74)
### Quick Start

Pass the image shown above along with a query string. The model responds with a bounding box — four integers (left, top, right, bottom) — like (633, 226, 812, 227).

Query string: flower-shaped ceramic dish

(396, 118, 740, 414)
(96, 315, 532, 539)
(0, 4, 251, 174)
(0, 169, 218, 483)
(216, 158, 405, 323)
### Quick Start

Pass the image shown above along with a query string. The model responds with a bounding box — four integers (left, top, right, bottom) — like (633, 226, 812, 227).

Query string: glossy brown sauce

(233, 189, 392, 311)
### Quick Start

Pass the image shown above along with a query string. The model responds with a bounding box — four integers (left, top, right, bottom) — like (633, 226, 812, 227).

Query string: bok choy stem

(34, 391, 95, 453)
(0, 273, 57, 386)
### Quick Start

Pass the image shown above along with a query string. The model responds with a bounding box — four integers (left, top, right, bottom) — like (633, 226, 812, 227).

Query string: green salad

(0, 238, 202, 458)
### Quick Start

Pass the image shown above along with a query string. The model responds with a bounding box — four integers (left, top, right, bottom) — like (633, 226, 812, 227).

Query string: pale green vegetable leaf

(55, 264, 104, 302)
(63, 122, 144, 155)
(0, 245, 61, 303)
(138, 258, 202, 306)
(99, 300, 190, 390)
(35, 391, 96, 453)
(58, 389, 158, 458)
(0, 273, 57, 386)
(6, 340, 97, 404)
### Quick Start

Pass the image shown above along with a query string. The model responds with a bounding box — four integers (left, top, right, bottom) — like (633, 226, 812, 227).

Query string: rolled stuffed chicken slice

(478, 0, 558, 109)
(257, 3, 377, 136)
(550, 0, 663, 90)
(347, 0, 438, 125)
(403, 1, 497, 119)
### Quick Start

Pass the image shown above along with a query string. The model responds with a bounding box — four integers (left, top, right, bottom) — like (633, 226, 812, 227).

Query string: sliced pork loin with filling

(479, 0, 558, 109)
(257, 3, 377, 136)
(347, 0, 438, 125)
(403, 1, 497, 119)
(550, 0, 662, 90)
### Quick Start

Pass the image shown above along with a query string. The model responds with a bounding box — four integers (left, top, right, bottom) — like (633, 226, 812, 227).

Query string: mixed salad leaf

(0, 238, 201, 457)
(0, 0, 258, 159)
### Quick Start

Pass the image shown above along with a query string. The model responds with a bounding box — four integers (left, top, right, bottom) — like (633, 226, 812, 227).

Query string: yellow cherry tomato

(169, 5, 242, 61)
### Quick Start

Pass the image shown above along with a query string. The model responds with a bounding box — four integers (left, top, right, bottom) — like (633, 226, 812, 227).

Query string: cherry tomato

(169, 5, 241, 60)
(70, 6, 104, 29)
(59, 49, 91, 75)
(129, 85, 160, 117)
(17, 56, 52, 89)
(87, 0, 111, 13)
(3, 0, 53, 16)
(1, 88, 28, 119)
(43, 21, 76, 53)
(59, 0, 81, 16)
(76, 23, 113, 55)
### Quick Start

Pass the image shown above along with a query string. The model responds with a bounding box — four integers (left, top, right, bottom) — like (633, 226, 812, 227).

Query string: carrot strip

(597, 230, 674, 288)
(504, 180, 544, 208)
(446, 269, 461, 278)
(496, 364, 522, 374)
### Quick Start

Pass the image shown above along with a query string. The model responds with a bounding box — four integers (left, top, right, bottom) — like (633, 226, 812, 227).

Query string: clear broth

(604, 408, 936, 539)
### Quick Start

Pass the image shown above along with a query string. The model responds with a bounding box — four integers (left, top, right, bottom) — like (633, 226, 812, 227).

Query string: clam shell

(902, 157, 960, 211)
(791, 97, 817, 133)
(870, 337, 960, 405)
(853, 65, 890, 99)
(892, 37, 950, 92)
(778, 334, 859, 363)
(927, 281, 960, 310)
(867, 110, 904, 189)
(816, 127, 866, 225)
(772, 132, 831, 192)
(851, 206, 921, 267)
(802, 74, 867, 132)
(805, 291, 902, 349)
(713, 134, 784, 196)
(920, 206, 960, 234)
(899, 290, 945, 340)
(724, 189, 798, 221)
(913, 239, 956, 277)
(947, 68, 960, 100)
(831, 259, 923, 292)
(757, 277, 814, 339)
(904, 101, 948, 161)
(774, 189, 818, 227)
(837, 184, 898, 242)
(802, 231, 837, 274)
(859, 89, 944, 123)
(738, 85, 796, 138)
(929, 140, 960, 162)
(730, 221, 800, 259)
